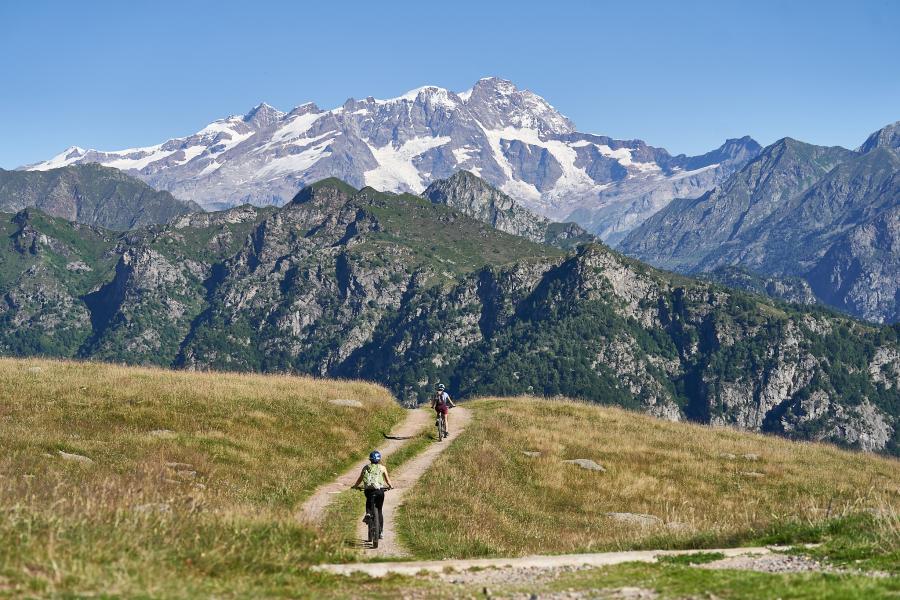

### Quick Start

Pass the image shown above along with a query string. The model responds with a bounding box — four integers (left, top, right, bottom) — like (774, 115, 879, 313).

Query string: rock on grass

(57, 450, 93, 464)
(562, 459, 605, 472)
(605, 512, 661, 526)
(330, 399, 364, 408)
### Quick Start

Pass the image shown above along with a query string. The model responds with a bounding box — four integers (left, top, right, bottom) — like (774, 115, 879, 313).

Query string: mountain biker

(351, 450, 393, 539)
(430, 383, 455, 435)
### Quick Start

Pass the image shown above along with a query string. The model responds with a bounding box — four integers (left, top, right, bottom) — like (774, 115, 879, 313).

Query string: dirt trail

(360, 407, 472, 558)
(314, 545, 809, 578)
(297, 407, 432, 523)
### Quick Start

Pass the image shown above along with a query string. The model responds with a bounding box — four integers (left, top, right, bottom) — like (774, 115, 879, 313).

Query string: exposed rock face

(0, 179, 896, 455)
(25, 78, 759, 240)
(423, 171, 594, 249)
(859, 121, 900, 153)
(621, 133, 900, 324)
(0, 164, 199, 229)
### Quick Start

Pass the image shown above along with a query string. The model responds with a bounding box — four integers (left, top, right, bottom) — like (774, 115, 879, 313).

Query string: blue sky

(2, 0, 898, 168)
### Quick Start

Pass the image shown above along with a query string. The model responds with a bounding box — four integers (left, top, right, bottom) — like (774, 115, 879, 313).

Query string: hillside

(4, 366, 896, 598)
(0, 164, 200, 229)
(0, 178, 897, 454)
(0, 357, 403, 597)
(620, 129, 900, 324)
(399, 396, 900, 558)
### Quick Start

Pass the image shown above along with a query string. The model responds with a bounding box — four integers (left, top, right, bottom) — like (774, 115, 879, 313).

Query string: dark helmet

(437, 383, 446, 391)
(369, 450, 382, 463)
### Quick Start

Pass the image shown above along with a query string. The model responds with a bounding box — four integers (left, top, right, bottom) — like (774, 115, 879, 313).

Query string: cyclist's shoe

(435, 419, 440, 426)
(363, 513, 372, 524)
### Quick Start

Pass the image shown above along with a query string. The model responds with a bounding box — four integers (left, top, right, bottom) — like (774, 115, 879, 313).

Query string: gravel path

(296, 407, 432, 523)
(314, 546, 783, 577)
(358, 407, 472, 558)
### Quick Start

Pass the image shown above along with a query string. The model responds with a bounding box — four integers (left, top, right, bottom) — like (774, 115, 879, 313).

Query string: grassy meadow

(2, 361, 898, 598)
(0, 358, 404, 597)
(397, 397, 900, 560)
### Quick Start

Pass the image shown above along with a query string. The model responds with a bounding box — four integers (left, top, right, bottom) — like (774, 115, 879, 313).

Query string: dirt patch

(497, 586, 657, 600)
(699, 552, 889, 577)
(438, 564, 592, 587)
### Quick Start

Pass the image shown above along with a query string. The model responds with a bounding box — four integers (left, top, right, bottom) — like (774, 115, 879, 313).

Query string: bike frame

(361, 487, 389, 548)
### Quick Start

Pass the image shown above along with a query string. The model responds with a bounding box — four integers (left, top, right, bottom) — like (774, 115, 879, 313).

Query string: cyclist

(430, 383, 455, 436)
(351, 450, 393, 539)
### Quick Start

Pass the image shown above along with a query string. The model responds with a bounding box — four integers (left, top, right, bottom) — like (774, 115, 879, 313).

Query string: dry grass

(398, 396, 900, 559)
(0, 357, 404, 596)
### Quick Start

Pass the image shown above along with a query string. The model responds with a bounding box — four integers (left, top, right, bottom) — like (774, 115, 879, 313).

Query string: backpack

(362, 464, 385, 489)
(434, 391, 447, 409)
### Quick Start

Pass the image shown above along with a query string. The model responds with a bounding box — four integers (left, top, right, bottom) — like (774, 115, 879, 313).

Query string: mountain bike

(359, 487, 389, 548)
(436, 411, 448, 441)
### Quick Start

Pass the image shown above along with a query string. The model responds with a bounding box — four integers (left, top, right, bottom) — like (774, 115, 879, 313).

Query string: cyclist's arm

(382, 466, 393, 489)
(350, 467, 365, 489)
(447, 394, 455, 408)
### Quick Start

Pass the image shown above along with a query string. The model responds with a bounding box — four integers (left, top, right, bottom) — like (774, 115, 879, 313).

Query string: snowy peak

(25, 77, 760, 239)
(29, 146, 87, 170)
(466, 77, 574, 136)
(395, 85, 459, 105)
(243, 102, 286, 128)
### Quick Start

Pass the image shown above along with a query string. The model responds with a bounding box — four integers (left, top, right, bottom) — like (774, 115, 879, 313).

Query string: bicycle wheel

(372, 509, 381, 548)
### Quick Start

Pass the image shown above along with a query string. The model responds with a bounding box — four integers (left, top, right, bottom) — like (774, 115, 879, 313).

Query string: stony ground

(699, 552, 891, 578)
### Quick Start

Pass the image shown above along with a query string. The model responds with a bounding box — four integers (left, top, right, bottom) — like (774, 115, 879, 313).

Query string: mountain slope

(620, 138, 855, 270)
(400, 396, 900, 559)
(0, 178, 896, 455)
(620, 130, 899, 323)
(25, 78, 759, 239)
(859, 120, 900, 153)
(422, 170, 595, 249)
(0, 164, 200, 229)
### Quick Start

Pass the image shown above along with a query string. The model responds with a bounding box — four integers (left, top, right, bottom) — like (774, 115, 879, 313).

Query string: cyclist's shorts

(434, 405, 449, 414)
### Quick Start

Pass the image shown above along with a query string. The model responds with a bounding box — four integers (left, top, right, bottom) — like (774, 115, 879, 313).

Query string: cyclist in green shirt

(351, 450, 393, 539)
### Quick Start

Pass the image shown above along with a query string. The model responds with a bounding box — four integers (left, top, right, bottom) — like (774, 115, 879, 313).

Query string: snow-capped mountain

(26, 77, 760, 241)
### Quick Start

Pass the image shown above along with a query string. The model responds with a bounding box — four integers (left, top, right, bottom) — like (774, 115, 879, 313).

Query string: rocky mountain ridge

(25, 78, 760, 241)
(0, 178, 896, 455)
(423, 170, 595, 249)
(620, 126, 900, 324)
(0, 164, 199, 230)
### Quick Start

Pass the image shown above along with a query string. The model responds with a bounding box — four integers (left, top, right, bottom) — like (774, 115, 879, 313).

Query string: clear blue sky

(2, 0, 898, 168)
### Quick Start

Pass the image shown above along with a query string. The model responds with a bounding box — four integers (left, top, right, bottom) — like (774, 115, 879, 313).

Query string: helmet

(437, 383, 446, 391)
(369, 450, 381, 464)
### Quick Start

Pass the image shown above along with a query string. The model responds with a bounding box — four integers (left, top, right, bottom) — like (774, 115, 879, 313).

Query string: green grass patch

(545, 562, 900, 600)
(657, 551, 726, 565)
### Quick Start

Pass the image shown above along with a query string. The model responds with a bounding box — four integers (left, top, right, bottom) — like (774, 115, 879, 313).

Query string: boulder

(563, 458, 606, 472)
